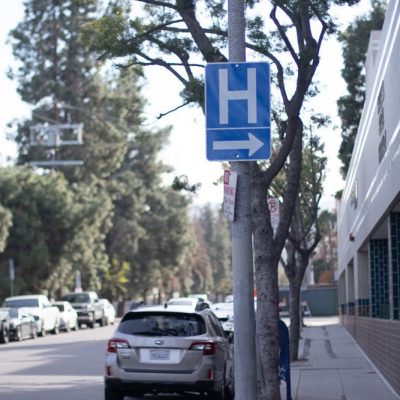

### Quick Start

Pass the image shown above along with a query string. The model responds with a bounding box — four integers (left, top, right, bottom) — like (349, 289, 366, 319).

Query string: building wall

(337, 1, 400, 273)
(342, 315, 400, 395)
(337, 0, 400, 395)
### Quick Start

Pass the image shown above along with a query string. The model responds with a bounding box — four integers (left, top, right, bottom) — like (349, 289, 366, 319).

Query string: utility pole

(228, 1, 257, 399)
(9, 259, 15, 297)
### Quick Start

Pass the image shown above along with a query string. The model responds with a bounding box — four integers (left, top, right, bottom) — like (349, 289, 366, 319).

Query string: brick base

(342, 315, 400, 395)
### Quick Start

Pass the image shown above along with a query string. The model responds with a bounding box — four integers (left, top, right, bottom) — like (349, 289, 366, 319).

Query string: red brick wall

(342, 316, 400, 395)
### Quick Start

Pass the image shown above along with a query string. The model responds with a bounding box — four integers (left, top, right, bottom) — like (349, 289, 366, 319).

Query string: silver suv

(104, 304, 234, 400)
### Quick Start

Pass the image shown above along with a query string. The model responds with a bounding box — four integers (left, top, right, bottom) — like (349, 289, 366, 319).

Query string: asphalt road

(0, 316, 339, 400)
(0, 322, 115, 400)
(0, 322, 202, 400)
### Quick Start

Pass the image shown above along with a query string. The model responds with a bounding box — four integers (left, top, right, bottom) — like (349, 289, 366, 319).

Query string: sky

(0, 0, 373, 210)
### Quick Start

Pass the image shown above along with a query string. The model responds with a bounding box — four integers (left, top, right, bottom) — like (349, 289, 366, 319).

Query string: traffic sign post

(205, 61, 270, 161)
(216, 2, 259, 400)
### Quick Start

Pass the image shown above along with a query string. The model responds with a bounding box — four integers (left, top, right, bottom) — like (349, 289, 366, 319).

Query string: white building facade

(337, 1, 400, 394)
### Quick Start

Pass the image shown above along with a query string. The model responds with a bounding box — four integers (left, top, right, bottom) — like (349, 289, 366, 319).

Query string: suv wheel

(88, 314, 95, 329)
(104, 386, 124, 400)
(52, 324, 59, 335)
(209, 378, 226, 400)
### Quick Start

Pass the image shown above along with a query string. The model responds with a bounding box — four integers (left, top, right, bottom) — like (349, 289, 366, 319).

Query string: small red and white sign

(267, 197, 280, 231)
(223, 170, 238, 222)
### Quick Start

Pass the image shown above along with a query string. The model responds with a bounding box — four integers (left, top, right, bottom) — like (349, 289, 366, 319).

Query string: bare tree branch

(270, 5, 299, 65)
(135, 0, 178, 10)
(156, 101, 191, 119)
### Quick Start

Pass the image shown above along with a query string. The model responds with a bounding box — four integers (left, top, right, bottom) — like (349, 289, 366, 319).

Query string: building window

(390, 213, 400, 320)
(370, 239, 389, 319)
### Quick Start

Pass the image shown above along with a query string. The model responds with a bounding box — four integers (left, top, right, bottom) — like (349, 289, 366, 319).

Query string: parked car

(52, 301, 79, 332)
(167, 297, 210, 311)
(62, 291, 105, 328)
(211, 302, 234, 332)
(99, 299, 116, 325)
(224, 295, 234, 303)
(6, 308, 37, 341)
(0, 309, 11, 344)
(3, 295, 60, 336)
(104, 304, 234, 400)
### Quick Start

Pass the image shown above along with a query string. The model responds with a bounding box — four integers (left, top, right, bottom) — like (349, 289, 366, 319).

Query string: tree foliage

(278, 130, 327, 360)
(5, 0, 196, 306)
(337, 0, 386, 177)
(190, 204, 232, 299)
(82, 1, 361, 398)
(0, 168, 76, 296)
(0, 205, 12, 253)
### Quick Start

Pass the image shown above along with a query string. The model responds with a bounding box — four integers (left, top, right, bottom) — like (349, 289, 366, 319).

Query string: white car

(99, 299, 116, 325)
(167, 297, 210, 311)
(3, 295, 60, 336)
(212, 302, 234, 332)
(52, 301, 79, 331)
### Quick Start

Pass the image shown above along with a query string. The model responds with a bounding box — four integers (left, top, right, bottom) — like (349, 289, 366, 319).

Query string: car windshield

(3, 299, 39, 308)
(62, 294, 90, 303)
(54, 304, 65, 312)
(118, 312, 206, 337)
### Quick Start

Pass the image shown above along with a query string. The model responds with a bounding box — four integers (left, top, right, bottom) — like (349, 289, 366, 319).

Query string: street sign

(268, 197, 280, 232)
(223, 170, 238, 221)
(205, 62, 270, 161)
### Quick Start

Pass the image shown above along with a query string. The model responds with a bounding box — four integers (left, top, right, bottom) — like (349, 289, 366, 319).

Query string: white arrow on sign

(213, 133, 264, 156)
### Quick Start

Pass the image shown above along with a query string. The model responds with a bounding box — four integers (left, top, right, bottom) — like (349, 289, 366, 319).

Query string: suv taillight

(190, 341, 216, 355)
(107, 338, 130, 353)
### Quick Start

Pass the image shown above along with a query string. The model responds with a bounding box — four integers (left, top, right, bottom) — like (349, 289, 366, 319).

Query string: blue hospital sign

(205, 62, 271, 161)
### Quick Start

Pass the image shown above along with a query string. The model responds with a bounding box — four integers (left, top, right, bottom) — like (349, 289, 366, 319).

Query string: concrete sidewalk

(281, 318, 399, 400)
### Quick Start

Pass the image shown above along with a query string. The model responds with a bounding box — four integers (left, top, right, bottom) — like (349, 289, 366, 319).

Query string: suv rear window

(118, 312, 206, 337)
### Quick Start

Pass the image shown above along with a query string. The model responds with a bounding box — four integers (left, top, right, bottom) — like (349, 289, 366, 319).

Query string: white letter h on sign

(218, 68, 257, 125)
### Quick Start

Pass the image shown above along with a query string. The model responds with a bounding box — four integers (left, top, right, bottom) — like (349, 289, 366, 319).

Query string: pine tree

(0, 167, 78, 298)
(8, 0, 194, 300)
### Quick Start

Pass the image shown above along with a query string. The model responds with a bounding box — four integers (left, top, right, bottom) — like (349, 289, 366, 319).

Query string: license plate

(149, 349, 170, 361)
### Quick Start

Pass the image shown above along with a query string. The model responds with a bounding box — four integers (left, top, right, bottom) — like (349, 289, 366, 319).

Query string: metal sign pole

(228, 1, 257, 399)
(9, 259, 15, 297)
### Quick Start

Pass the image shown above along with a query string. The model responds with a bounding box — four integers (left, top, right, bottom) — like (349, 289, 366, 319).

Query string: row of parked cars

(0, 291, 116, 344)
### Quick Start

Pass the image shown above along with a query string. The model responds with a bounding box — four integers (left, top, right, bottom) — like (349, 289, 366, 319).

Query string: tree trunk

(252, 176, 281, 400)
(289, 278, 302, 361)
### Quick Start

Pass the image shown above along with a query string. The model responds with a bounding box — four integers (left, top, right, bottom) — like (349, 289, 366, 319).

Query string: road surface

(0, 323, 200, 400)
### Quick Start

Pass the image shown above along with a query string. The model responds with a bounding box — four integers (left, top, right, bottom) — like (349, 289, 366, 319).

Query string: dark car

(0, 309, 11, 344)
(104, 304, 234, 400)
(62, 291, 105, 328)
(7, 308, 37, 341)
